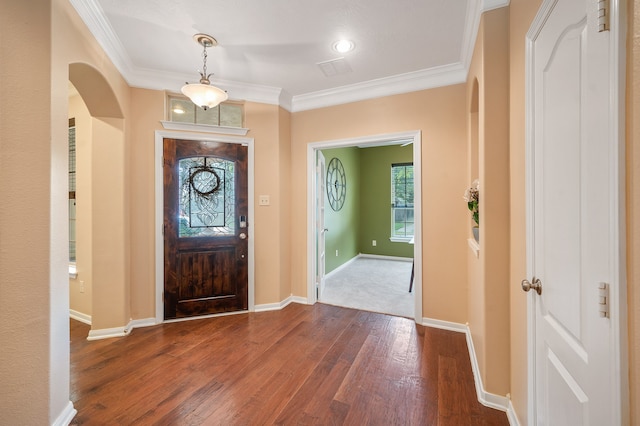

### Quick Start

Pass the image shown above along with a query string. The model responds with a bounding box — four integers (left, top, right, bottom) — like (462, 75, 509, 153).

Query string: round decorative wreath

(188, 165, 221, 197)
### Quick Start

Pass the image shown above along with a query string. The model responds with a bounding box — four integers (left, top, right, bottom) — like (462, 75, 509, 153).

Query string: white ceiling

(70, 0, 508, 111)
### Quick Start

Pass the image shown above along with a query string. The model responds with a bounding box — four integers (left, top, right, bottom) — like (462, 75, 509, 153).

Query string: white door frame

(154, 130, 255, 324)
(524, 0, 629, 423)
(306, 130, 423, 324)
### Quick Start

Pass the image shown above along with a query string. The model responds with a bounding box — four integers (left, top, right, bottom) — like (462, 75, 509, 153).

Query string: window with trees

(391, 163, 414, 240)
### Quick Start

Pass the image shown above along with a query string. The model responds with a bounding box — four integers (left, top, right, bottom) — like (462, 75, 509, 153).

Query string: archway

(68, 63, 130, 337)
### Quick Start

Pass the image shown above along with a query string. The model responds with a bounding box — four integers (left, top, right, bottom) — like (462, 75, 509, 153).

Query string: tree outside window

(391, 163, 414, 240)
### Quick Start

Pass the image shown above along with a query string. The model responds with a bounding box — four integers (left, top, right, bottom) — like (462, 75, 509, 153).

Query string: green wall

(323, 147, 361, 273)
(322, 144, 413, 274)
(359, 145, 414, 258)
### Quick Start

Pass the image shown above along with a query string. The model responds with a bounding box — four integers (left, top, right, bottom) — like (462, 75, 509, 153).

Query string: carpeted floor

(320, 256, 414, 318)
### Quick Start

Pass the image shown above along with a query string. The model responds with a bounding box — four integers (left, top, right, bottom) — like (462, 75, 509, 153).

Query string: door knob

(521, 278, 542, 295)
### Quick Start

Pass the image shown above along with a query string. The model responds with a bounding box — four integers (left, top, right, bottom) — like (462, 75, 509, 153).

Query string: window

(68, 118, 76, 263)
(391, 163, 414, 240)
(168, 95, 244, 127)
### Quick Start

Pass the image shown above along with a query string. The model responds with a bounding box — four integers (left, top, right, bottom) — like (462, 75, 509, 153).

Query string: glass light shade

(181, 83, 228, 110)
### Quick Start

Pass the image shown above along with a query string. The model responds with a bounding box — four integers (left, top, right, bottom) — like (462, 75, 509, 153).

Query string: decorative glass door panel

(179, 157, 235, 237)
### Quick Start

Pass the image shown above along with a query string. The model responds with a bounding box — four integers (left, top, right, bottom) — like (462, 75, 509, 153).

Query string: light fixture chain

(201, 45, 208, 78)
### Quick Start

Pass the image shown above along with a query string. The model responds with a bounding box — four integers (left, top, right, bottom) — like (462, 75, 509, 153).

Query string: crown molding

(71, 0, 508, 113)
(69, 0, 134, 76)
(290, 63, 467, 112)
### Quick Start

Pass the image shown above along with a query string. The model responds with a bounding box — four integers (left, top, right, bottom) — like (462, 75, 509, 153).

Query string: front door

(163, 138, 248, 319)
(527, 0, 623, 424)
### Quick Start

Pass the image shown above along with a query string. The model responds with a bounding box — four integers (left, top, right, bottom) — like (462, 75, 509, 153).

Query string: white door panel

(527, 0, 622, 424)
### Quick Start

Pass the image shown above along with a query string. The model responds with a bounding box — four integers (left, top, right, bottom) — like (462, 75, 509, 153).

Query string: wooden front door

(163, 138, 248, 320)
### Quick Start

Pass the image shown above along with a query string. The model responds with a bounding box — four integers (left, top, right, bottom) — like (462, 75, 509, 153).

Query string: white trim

(160, 121, 249, 136)
(51, 401, 77, 426)
(467, 238, 480, 258)
(357, 253, 413, 263)
(421, 317, 468, 333)
(154, 130, 255, 324)
(129, 317, 158, 329)
(306, 131, 422, 325)
(464, 327, 510, 412)
(389, 237, 412, 243)
(506, 399, 521, 426)
(87, 324, 131, 341)
(291, 64, 467, 112)
(255, 296, 294, 312)
(69, 309, 91, 325)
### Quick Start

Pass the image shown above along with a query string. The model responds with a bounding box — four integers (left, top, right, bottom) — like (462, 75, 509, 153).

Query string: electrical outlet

(259, 195, 270, 206)
(335, 249, 339, 257)
(80, 280, 85, 293)
(372, 240, 377, 247)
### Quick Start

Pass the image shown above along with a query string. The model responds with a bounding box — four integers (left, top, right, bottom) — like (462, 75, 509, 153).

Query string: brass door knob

(521, 278, 542, 295)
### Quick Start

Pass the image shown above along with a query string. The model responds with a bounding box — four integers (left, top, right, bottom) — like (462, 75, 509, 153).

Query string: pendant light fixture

(181, 34, 228, 110)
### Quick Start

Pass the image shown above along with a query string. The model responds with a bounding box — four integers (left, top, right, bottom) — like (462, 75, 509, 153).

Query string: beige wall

(0, 1, 54, 423)
(291, 87, 469, 323)
(466, 8, 511, 396)
(129, 88, 165, 320)
(69, 93, 94, 316)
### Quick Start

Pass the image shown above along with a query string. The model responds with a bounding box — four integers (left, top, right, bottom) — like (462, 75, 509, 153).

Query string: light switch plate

(259, 195, 270, 206)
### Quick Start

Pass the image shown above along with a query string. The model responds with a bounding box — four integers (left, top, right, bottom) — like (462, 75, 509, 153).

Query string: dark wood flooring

(69, 303, 508, 425)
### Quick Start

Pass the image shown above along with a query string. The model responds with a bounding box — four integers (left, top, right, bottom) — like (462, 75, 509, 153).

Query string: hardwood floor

(70, 303, 508, 425)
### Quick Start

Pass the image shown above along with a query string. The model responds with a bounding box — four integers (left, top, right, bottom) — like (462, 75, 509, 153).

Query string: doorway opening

(307, 131, 422, 323)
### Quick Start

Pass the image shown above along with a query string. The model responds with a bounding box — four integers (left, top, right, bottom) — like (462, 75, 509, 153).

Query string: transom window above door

(168, 94, 244, 128)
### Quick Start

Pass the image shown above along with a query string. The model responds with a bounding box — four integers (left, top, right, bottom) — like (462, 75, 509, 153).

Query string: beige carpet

(320, 256, 414, 318)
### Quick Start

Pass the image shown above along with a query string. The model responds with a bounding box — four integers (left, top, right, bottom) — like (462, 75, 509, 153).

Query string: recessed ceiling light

(332, 39, 355, 53)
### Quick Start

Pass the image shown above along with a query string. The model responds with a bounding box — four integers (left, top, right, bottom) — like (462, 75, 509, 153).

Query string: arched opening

(68, 63, 130, 337)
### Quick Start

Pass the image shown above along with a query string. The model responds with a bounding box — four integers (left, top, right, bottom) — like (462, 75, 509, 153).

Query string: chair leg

(409, 260, 414, 292)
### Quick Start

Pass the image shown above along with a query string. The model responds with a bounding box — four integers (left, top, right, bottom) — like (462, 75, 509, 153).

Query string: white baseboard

(422, 316, 468, 333)
(129, 317, 157, 329)
(87, 324, 132, 341)
(255, 294, 308, 312)
(422, 317, 511, 414)
(358, 253, 413, 262)
(69, 309, 91, 325)
(506, 399, 521, 426)
(51, 401, 77, 426)
(463, 327, 510, 412)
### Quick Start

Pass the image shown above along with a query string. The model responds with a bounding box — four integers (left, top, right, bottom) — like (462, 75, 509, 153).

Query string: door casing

(306, 130, 422, 324)
(155, 130, 255, 323)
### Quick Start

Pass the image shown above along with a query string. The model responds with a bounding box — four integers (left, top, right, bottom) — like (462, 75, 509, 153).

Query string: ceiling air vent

(317, 57, 352, 77)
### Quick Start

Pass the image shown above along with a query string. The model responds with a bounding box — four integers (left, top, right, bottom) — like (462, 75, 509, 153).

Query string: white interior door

(316, 150, 327, 299)
(526, 0, 623, 424)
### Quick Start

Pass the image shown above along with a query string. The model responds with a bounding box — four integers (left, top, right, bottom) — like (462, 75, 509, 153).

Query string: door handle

(521, 277, 542, 295)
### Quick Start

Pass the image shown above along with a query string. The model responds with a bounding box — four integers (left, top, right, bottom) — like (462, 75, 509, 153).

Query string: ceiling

(70, 0, 508, 111)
